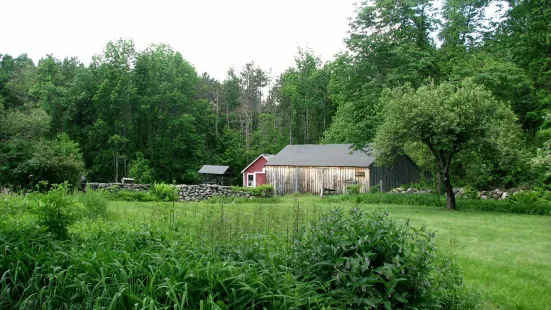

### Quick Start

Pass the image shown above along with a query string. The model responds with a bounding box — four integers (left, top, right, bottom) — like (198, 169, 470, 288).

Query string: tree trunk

(443, 171, 456, 210)
(115, 153, 119, 183)
(436, 171, 442, 194)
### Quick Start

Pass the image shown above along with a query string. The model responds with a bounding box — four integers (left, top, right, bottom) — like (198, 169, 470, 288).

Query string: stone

(453, 188, 460, 194)
(480, 195, 488, 200)
(459, 188, 465, 195)
(502, 192, 509, 200)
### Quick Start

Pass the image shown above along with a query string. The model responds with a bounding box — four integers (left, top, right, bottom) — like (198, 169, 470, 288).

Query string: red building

(241, 154, 274, 187)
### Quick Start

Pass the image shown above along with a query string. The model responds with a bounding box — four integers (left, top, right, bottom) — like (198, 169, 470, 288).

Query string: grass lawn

(109, 196, 551, 310)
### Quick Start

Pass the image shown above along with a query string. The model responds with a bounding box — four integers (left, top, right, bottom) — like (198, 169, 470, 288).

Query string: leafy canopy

(374, 79, 519, 166)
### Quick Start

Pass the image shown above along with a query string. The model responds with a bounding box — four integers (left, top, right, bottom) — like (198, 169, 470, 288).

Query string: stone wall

(86, 183, 263, 202)
(390, 187, 520, 200)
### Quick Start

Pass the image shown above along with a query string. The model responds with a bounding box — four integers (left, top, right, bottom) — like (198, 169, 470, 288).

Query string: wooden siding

(369, 155, 420, 192)
(266, 166, 370, 195)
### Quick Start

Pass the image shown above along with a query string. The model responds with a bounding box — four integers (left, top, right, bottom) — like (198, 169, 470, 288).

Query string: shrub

(370, 184, 381, 193)
(509, 190, 540, 204)
(346, 184, 361, 194)
(231, 184, 274, 197)
(104, 189, 157, 202)
(150, 183, 178, 201)
(295, 208, 467, 308)
(128, 151, 154, 184)
(33, 182, 85, 238)
(329, 193, 551, 215)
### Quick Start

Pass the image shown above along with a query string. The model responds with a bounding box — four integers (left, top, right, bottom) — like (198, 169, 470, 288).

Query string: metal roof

(266, 144, 375, 167)
(198, 165, 231, 175)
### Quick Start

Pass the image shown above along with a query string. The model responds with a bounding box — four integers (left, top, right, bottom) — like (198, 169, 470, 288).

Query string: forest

(1, 0, 550, 191)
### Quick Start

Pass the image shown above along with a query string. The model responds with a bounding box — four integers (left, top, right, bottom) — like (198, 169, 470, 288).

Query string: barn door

(354, 168, 367, 192)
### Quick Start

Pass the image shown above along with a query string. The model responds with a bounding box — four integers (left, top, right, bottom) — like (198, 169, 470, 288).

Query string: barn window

(247, 174, 255, 187)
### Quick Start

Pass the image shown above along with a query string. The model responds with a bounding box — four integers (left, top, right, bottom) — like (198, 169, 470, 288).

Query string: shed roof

(198, 165, 231, 175)
(266, 144, 375, 167)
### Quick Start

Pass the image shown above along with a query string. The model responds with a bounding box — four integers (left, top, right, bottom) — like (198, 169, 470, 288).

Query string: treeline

(1, 0, 550, 189)
(0, 43, 334, 186)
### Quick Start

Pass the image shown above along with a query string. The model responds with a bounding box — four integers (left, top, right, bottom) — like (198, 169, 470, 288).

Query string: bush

(33, 183, 85, 238)
(295, 208, 467, 308)
(370, 184, 381, 193)
(150, 183, 179, 201)
(104, 189, 157, 202)
(128, 152, 154, 184)
(346, 184, 361, 194)
(206, 195, 281, 204)
(231, 184, 274, 197)
(329, 193, 551, 215)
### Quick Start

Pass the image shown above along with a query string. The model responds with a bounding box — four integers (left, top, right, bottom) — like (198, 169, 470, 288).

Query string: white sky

(1, 0, 357, 80)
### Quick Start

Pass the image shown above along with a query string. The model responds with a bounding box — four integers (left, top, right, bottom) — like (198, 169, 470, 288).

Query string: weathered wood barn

(265, 144, 419, 195)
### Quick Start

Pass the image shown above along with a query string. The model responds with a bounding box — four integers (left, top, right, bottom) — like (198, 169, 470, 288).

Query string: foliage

(296, 208, 465, 308)
(373, 79, 523, 209)
(150, 183, 178, 201)
(231, 184, 274, 197)
(74, 187, 109, 219)
(32, 182, 85, 238)
(329, 193, 551, 216)
(128, 152, 154, 184)
(1, 0, 551, 197)
(0, 105, 84, 188)
(345, 183, 361, 194)
(104, 189, 157, 202)
(0, 197, 473, 309)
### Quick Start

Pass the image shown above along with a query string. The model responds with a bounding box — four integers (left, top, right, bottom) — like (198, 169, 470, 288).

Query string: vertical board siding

(369, 155, 420, 192)
(266, 166, 370, 195)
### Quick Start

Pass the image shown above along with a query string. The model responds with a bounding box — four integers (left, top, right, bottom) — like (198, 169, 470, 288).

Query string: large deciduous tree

(373, 79, 521, 209)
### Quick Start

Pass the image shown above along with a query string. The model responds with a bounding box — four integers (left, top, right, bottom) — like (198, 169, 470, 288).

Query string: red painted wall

(242, 156, 269, 187)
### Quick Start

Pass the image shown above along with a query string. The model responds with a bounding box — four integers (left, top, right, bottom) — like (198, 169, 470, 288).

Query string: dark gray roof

(266, 144, 375, 167)
(198, 165, 231, 175)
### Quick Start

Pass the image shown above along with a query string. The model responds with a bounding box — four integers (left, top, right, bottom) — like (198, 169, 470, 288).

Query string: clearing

(108, 195, 551, 310)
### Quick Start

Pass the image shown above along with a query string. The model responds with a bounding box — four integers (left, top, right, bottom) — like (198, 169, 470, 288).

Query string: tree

(373, 79, 521, 209)
(129, 152, 154, 184)
(0, 104, 84, 188)
(275, 49, 335, 145)
(324, 0, 438, 145)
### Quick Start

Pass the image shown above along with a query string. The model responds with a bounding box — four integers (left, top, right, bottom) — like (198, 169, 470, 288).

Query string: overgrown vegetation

(103, 189, 157, 202)
(0, 190, 475, 309)
(329, 193, 551, 216)
(150, 183, 179, 201)
(346, 184, 361, 194)
(231, 184, 274, 197)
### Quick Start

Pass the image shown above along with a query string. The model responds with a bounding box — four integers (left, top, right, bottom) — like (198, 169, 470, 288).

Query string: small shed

(265, 144, 419, 195)
(241, 154, 274, 188)
(198, 165, 232, 185)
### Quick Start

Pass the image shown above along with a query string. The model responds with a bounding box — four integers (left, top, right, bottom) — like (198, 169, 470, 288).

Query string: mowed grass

(109, 196, 551, 310)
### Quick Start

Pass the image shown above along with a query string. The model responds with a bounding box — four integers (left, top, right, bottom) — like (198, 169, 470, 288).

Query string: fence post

(380, 180, 383, 193)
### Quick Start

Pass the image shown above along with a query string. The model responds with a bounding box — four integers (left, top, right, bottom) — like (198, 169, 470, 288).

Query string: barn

(241, 154, 274, 187)
(265, 144, 419, 195)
